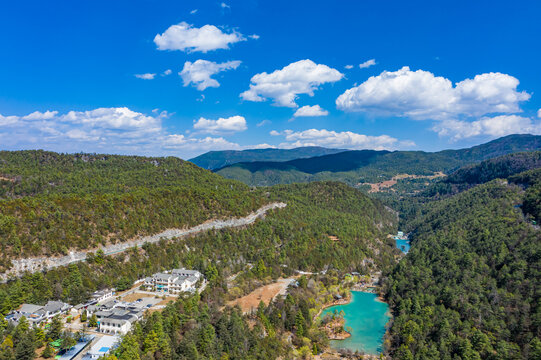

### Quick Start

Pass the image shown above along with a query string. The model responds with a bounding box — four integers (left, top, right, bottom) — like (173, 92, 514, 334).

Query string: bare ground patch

(227, 278, 294, 314)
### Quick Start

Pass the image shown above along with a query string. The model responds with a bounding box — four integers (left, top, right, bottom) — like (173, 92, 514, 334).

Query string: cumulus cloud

(248, 34, 260, 40)
(538, 109, 541, 118)
(271, 128, 414, 150)
(293, 105, 329, 117)
(190, 9, 198, 14)
(154, 22, 245, 53)
(135, 73, 156, 80)
(336, 66, 530, 120)
(164, 134, 240, 152)
(180, 60, 241, 90)
(433, 115, 541, 141)
(193, 115, 247, 134)
(221, 2, 230, 8)
(0, 114, 20, 126)
(359, 59, 376, 69)
(162, 69, 172, 76)
(0, 107, 163, 153)
(344, 65, 354, 69)
(240, 59, 344, 107)
(250, 143, 276, 149)
(0, 107, 245, 158)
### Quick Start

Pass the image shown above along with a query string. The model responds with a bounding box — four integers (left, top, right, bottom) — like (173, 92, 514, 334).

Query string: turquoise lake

(395, 238, 410, 253)
(321, 291, 390, 355)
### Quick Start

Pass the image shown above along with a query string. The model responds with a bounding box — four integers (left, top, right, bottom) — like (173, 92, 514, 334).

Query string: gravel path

(1, 202, 287, 281)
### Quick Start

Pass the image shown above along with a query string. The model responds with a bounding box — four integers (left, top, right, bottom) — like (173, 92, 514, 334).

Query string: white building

(96, 308, 143, 335)
(143, 269, 202, 294)
(84, 334, 119, 359)
(90, 289, 114, 303)
(7, 301, 71, 325)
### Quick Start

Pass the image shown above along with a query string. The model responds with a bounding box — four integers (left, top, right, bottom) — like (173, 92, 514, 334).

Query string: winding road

(1, 202, 287, 281)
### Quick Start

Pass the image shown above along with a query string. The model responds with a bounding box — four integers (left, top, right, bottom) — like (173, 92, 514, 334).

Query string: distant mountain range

(189, 146, 346, 170)
(207, 134, 541, 187)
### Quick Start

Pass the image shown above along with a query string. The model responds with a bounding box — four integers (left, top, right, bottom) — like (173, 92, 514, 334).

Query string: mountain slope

(189, 146, 346, 170)
(217, 135, 541, 187)
(0, 180, 398, 310)
(445, 151, 541, 185)
(0, 150, 265, 269)
(385, 178, 541, 359)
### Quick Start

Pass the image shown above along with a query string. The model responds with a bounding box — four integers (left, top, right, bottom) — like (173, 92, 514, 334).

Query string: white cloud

(59, 107, 163, 131)
(180, 59, 241, 90)
(257, 120, 271, 127)
(190, 9, 198, 14)
(154, 22, 245, 53)
(135, 73, 156, 80)
(0, 114, 20, 126)
(359, 59, 376, 69)
(22, 110, 59, 120)
(336, 66, 530, 120)
(293, 105, 329, 117)
(248, 34, 260, 40)
(0, 107, 247, 158)
(537, 108, 541, 118)
(240, 59, 344, 107)
(344, 65, 354, 69)
(271, 128, 414, 150)
(193, 115, 247, 134)
(164, 134, 240, 152)
(250, 143, 276, 149)
(0, 107, 164, 153)
(433, 115, 541, 141)
(162, 69, 172, 76)
(221, 2, 230, 8)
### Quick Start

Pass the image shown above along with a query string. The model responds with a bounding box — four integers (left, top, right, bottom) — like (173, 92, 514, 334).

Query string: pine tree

(89, 313, 98, 328)
(295, 311, 305, 337)
(80, 310, 87, 322)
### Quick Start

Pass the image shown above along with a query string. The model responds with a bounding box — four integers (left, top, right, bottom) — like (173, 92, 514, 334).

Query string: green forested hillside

(444, 151, 541, 186)
(189, 146, 346, 170)
(389, 151, 541, 228)
(216, 134, 541, 187)
(509, 168, 541, 223)
(0, 180, 398, 359)
(0, 181, 397, 311)
(0, 150, 264, 266)
(384, 179, 541, 359)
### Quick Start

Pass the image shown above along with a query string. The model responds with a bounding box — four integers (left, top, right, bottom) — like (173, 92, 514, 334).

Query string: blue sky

(1, 0, 540, 158)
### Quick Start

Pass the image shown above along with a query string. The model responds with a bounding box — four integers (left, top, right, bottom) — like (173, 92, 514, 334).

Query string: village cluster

(4, 268, 203, 359)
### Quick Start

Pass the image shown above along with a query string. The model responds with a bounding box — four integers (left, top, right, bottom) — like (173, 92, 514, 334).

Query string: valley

(0, 136, 540, 360)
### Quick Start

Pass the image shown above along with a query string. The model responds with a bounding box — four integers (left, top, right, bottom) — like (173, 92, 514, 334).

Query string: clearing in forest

(227, 278, 295, 314)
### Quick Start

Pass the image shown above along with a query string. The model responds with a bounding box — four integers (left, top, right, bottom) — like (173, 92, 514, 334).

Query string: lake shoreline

(320, 290, 391, 356)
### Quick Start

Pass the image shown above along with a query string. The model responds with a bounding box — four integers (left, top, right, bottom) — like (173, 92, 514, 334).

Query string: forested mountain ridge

(385, 178, 541, 359)
(216, 134, 541, 187)
(444, 151, 541, 186)
(189, 146, 346, 170)
(394, 151, 541, 227)
(0, 150, 266, 268)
